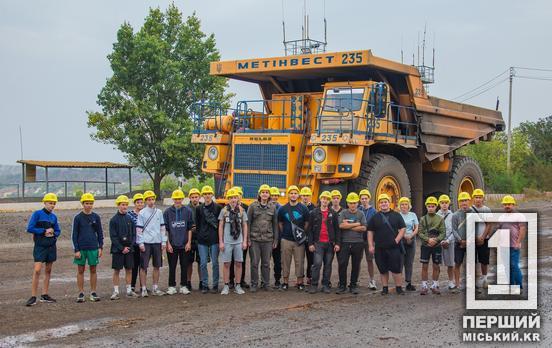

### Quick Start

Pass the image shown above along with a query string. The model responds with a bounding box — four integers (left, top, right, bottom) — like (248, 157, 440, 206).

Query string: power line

(515, 75, 552, 82)
(458, 77, 509, 103)
(452, 69, 508, 101)
(513, 66, 552, 73)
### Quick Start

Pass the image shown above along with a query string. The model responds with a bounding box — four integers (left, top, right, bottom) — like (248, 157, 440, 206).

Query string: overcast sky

(1, 0, 550, 165)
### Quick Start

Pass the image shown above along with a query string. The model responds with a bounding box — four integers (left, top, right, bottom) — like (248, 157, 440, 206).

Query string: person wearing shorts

(452, 192, 472, 292)
(359, 189, 377, 291)
(136, 190, 167, 297)
(72, 193, 104, 303)
(367, 194, 406, 296)
(218, 189, 248, 295)
(437, 194, 456, 291)
(25, 193, 61, 307)
(418, 197, 445, 295)
(109, 195, 137, 300)
(471, 189, 492, 289)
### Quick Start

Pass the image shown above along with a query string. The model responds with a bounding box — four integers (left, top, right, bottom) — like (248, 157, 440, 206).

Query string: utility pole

(506, 67, 515, 173)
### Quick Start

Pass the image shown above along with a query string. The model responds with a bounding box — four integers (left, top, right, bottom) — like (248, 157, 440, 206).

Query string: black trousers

(306, 248, 314, 279)
(131, 244, 141, 288)
(230, 247, 248, 284)
(167, 249, 189, 287)
(337, 242, 365, 287)
(272, 240, 282, 283)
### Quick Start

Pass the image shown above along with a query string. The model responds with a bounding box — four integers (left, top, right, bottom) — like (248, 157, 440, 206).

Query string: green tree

(87, 5, 230, 197)
(518, 116, 552, 163)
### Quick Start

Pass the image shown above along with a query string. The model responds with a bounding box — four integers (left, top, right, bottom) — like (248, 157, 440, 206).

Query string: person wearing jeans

(195, 186, 222, 294)
(336, 192, 367, 295)
(398, 197, 419, 291)
(307, 191, 340, 294)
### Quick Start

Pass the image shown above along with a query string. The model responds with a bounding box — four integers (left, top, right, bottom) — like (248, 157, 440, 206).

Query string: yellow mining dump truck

(191, 50, 504, 213)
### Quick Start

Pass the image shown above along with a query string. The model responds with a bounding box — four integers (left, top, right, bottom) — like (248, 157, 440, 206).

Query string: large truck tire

(448, 156, 484, 210)
(349, 153, 411, 209)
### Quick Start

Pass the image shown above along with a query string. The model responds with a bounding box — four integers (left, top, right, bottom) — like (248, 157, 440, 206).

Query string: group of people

(25, 184, 526, 306)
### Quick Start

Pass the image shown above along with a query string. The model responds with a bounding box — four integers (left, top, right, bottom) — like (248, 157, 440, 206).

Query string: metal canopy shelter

(17, 160, 134, 199)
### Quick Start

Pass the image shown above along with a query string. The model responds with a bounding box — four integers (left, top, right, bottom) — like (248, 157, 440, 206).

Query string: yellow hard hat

(200, 185, 214, 195)
(359, 189, 371, 198)
(472, 188, 485, 197)
(171, 189, 185, 200)
(425, 196, 438, 206)
(80, 192, 95, 203)
(115, 195, 130, 206)
(377, 193, 391, 202)
(287, 185, 300, 195)
(270, 187, 280, 196)
(188, 188, 200, 197)
(501, 195, 516, 205)
(438, 194, 451, 203)
(330, 190, 342, 199)
(458, 192, 471, 201)
(226, 188, 239, 199)
(258, 184, 271, 194)
(42, 193, 58, 203)
(132, 193, 144, 202)
(300, 187, 312, 196)
(143, 190, 156, 200)
(319, 191, 332, 200)
(232, 186, 243, 195)
(346, 192, 360, 203)
(398, 197, 411, 205)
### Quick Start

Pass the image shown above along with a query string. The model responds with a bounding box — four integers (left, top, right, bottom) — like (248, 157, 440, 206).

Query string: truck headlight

(208, 146, 219, 160)
(313, 147, 326, 163)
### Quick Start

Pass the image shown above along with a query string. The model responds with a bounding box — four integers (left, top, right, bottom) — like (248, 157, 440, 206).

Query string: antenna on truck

(415, 24, 436, 86)
(282, 0, 327, 56)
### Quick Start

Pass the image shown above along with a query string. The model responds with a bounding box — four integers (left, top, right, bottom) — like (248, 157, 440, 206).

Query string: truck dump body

(211, 50, 504, 161)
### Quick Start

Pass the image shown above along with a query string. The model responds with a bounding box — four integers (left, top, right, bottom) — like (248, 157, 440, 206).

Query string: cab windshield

(322, 87, 364, 113)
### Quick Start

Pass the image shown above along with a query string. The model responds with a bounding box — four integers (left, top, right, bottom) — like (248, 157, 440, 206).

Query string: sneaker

(179, 286, 191, 295)
(201, 286, 209, 294)
(308, 286, 318, 294)
(350, 285, 360, 295)
(250, 286, 258, 293)
(448, 281, 456, 290)
(228, 281, 235, 290)
(368, 280, 377, 290)
(420, 287, 429, 295)
(336, 285, 348, 294)
(431, 286, 441, 295)
(235, 284, 245, 295)
(152, 288, 165, 296)
(141, 289, 149, 298)
(322, 286, 331, 294)
(210, 286, 218, 294)
(110, 291, 120, 300)
(221, 284, 230, 295)
(187, 281, 193, 290)
(476, 277, 484, 288)
(240, 281, 250, 289)
(126, 290, 138, 298)
(448, 285, 458, 292)
(297, 283, 305, 291)
(281, 283, 289, 291)
(396, 287, 405, 295)
(90, 292, 101, 302)
(260, 285, 271, 292)
(406, 283, 416, 291)
(25, 296, 37, 307)
(40, 294, 56, 303)
(482, 278, 489, 289)
(167, 287, 177, 295)
(381, 287, 389, 295)
(274, 280, 281, 288)
(77, 293, 85, 303)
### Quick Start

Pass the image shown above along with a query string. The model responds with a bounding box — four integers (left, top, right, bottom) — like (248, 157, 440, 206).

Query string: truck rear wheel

(349, 153, 411, 210)
(448, 156, 484, 210)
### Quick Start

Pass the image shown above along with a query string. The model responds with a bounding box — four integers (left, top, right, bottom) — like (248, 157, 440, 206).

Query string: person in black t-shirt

(367, 194, 406, 295)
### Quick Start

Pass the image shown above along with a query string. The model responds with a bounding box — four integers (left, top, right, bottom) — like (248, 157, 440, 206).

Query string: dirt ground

(0, 201, 550, 347)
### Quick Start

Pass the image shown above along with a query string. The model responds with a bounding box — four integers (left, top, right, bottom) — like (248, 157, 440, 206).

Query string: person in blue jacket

(25, 193, 61, 307)
(72, 193, 104, 303)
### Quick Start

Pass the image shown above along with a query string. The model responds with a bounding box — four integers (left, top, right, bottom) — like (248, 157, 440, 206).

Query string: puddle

(0, 318, 113, 347)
